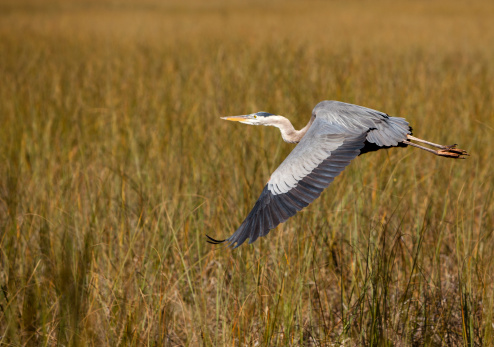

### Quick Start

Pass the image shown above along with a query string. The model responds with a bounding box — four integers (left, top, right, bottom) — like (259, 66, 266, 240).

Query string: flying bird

(207, 101, 467, 248)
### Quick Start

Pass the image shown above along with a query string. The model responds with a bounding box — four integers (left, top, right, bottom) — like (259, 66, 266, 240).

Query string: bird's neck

(275, 115, 315, 143)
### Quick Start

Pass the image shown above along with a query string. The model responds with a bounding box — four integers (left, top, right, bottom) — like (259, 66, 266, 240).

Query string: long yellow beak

(220, 116, 250, 122)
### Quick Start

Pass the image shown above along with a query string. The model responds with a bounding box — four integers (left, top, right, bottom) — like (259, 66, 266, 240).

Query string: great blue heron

(207, 100, 468, 248)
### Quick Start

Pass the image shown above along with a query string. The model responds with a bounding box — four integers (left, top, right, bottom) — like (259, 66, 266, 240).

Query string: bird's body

(208, 101, 467, 248)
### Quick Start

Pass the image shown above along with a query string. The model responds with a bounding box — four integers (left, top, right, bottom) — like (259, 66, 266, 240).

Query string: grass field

(1, 0, 494, 345)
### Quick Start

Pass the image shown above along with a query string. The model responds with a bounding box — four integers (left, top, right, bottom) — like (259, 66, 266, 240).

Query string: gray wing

(220, 117, 368, 248)
(313, 101, 411, 147)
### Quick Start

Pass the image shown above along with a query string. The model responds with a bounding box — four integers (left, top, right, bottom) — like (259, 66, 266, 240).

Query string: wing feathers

(283, 192, 308, 210)
(223, 131, 367, 248)
(264, 203, 281, 236)
(291, 186, 316, 203)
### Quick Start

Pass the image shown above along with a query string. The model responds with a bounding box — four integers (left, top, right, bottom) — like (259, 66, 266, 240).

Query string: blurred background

(1, 0, 493, 345)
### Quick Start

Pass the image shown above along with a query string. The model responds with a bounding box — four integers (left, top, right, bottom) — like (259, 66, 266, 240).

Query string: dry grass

(1, 0, 494, 345)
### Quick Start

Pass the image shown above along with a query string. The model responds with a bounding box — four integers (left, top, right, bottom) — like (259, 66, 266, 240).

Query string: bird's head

(221, 112, 276, 126)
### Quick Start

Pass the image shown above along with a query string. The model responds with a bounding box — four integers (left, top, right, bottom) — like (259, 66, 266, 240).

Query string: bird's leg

(403, 135, 468, 159)
(407, 135, 452, 149)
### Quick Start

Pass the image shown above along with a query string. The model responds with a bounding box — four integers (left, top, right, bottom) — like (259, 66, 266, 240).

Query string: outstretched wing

(208, 117, 368, 248)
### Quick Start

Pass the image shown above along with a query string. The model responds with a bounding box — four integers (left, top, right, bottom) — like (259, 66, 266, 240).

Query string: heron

(207, 100, 468, 248)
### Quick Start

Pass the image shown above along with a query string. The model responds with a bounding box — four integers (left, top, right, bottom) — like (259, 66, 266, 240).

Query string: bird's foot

(403, 139, 469, 159)
(437, 145, 469, 159)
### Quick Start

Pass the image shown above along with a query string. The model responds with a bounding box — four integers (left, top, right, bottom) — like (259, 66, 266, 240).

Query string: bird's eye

(254, 115, 257, 118)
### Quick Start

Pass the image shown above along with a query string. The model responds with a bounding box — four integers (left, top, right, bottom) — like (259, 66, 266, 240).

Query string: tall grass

(1, 0, 493, 345)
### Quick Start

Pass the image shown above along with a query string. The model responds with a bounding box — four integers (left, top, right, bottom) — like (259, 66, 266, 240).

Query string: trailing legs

(403, 135, 468, 159)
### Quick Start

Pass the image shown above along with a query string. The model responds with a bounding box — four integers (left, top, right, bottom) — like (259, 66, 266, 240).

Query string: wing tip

(206, 234, 226, 245)
(206, 234, 245, 250)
